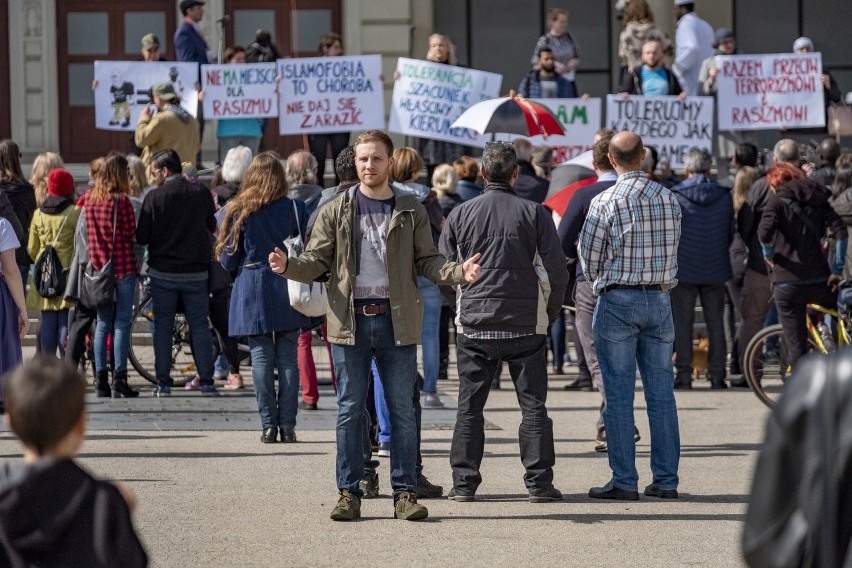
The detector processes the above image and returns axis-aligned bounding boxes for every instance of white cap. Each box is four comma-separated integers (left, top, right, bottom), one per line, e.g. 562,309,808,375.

793,37,814,51
674,0,694,5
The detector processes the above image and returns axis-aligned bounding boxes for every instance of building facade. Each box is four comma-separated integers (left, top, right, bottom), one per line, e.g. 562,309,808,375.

2,0,848,162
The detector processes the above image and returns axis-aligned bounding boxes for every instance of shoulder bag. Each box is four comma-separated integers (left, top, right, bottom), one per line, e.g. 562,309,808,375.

79,197,118,309
283,199,328,317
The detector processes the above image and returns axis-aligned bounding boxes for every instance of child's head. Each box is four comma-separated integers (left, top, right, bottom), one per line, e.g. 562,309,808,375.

4,358,87,456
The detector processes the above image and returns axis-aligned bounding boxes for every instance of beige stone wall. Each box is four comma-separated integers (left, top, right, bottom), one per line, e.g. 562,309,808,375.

10,0,59,158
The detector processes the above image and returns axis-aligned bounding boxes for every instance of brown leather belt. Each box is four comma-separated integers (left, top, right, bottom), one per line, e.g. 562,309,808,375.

354,303,389,316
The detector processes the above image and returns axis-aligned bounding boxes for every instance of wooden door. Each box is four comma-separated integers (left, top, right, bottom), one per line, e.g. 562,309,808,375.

57,1,176,162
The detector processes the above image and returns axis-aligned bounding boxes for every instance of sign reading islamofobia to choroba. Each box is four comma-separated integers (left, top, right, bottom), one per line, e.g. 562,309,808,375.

605,94,714,169
389,58,502,148
715,53,825,131
202,63,278,118
278,55,384,134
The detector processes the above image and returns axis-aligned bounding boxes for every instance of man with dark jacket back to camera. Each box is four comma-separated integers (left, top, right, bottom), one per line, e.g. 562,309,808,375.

669,147,734,390
512,138,549,204
440,141,568,502
136,149,217,397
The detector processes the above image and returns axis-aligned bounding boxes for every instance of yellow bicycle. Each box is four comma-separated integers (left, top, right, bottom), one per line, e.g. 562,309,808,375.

743,302,852,408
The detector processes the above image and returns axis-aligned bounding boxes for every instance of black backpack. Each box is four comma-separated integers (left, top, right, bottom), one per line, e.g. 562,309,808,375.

34,211,71,299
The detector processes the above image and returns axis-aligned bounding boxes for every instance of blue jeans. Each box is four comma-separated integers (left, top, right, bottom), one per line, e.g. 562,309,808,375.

593,288,680,491
150,275,213,387
249,331,299,429
548,307,567,367
372,361,391,443
330,313,418,499
94,276,136,373
39,309,69,357
418,276,441,393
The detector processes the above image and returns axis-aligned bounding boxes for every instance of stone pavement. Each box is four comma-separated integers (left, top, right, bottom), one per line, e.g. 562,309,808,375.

0,352,767,567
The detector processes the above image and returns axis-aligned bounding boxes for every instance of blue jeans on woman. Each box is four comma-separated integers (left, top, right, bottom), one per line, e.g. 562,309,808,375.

39,309,69,357
248,331,299,430
94,276,136,373
372,360,390,443
418,276,441,393
593,288,680,492
330,312,418,499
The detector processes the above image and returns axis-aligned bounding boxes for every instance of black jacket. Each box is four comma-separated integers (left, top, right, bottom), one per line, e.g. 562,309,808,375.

619,65,683,95
743,351,852,567
557,178,616,281
738,176,772,275
136,175,216,274
0,179,36,267
439,181,568,334
758,178,847,283
513,161,549,204
0,459,148,567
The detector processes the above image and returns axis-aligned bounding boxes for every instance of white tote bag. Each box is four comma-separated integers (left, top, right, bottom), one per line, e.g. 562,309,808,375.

283,199,328,317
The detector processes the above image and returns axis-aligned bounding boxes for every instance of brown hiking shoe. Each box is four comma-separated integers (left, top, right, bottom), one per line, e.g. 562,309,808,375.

394,491,428,521
330,490,361,521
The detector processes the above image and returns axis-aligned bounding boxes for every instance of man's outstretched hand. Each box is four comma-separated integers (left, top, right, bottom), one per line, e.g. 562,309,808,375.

462,252,482,283
269,247,288,274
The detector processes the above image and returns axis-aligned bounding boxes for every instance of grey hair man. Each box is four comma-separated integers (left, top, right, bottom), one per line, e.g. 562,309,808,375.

733,138,802,386
286,149,323,214
669,147,734,389
512,138,548,203
440,141,568,503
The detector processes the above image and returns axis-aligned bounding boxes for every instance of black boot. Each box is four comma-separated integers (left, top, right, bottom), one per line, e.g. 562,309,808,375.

112,371,140,398
95,371,111,398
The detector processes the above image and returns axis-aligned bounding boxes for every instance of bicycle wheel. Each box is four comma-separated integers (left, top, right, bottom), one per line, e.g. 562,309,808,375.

743,324,818,408
128,297,194,386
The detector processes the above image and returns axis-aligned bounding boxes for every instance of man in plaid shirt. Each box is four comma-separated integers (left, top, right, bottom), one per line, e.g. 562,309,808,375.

578,131,682,501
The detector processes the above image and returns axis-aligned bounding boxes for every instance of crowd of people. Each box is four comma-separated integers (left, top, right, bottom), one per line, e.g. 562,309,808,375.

0,0,851,564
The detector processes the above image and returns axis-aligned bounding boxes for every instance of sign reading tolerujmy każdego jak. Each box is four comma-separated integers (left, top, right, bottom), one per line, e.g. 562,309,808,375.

389,58,502,148
715,53,826,131
201,63,279,119
606,94,714,169
277,55,385,134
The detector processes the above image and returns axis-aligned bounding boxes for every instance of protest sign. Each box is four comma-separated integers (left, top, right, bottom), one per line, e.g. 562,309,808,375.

715,53,825,131
94,61,199,130
277,55,384,135
388,58,502,148
605,95,714,168
202,63,278,118
527,98,601,164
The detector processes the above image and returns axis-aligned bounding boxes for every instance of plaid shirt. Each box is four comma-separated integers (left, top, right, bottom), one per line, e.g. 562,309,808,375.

578,170,681,295
79,193,137,278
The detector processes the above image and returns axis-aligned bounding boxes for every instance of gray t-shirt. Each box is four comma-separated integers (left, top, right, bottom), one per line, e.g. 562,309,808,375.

539,78,558,99
354,189,394,300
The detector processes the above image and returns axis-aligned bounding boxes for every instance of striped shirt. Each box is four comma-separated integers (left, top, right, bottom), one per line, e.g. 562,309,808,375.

578,170,681,295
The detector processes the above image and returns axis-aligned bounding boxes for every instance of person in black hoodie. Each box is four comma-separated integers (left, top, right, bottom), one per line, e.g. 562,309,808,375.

0,140,36,285
0,357,147,567
759,161,847,370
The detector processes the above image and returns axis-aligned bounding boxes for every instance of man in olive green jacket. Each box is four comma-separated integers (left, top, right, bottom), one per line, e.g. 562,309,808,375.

134,82,200,180
270,130,481,522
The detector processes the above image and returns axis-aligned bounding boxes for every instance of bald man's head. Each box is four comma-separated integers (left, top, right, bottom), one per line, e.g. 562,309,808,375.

608,131,645,169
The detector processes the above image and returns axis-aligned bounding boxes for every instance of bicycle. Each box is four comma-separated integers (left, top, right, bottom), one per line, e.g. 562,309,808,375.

743,301,852,408
127,277,334,386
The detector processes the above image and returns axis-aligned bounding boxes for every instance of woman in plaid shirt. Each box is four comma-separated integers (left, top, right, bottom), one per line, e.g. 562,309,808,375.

78,153,139,398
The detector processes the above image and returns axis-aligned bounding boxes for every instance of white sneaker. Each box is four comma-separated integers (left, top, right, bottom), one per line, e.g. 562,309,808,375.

423,393,444,408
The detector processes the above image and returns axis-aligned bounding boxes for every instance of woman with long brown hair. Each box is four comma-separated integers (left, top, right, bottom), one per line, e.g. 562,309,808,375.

216,152,308,443
0,140,36,286
77,152,139,398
